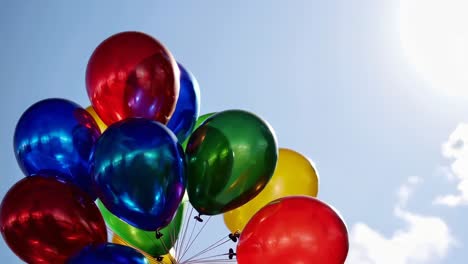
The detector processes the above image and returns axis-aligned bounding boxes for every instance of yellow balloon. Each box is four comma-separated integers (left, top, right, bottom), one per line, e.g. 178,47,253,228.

112,234,177,264
85,106,108,133
223,148,319,233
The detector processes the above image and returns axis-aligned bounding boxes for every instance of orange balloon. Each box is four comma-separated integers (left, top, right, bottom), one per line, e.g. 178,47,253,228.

112,234,176,264
223,148,319,233
85,106,108,133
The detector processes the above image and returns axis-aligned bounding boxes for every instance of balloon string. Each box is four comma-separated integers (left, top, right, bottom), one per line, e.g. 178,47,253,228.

158,232,171,258
169,205,186,259
181,253,232,264
188,235,231,259
173,209,183,256
192,237,231,258
182,237,231,263
176,206,193,258
178,216,211,262
174,206,187,256
169,217,177,251
184,260,237,264
178,215,198,261
184,260,236,264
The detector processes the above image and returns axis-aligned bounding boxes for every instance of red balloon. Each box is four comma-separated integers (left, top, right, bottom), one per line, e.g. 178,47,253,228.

86,31,180,126
0,176,108,264
237,196,349,264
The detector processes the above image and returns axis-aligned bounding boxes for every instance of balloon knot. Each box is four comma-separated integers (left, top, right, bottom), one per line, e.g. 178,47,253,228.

155,229,163,239
229,248,236,259
229,233,239,242
194,214,203,222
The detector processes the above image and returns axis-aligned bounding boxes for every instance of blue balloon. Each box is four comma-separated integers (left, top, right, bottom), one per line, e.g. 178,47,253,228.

14,98,101,198
92,118,186,231
67,243,148,264
167,63,200,143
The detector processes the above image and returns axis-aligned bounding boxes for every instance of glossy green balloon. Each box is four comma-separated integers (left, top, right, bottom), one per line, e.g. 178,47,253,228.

97,200,185,256
185,110,278,215
181,112,215,149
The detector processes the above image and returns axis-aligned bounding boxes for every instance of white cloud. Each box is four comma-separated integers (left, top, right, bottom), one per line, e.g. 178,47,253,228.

397,176,421,207
347,177,456,264
434,123,468,207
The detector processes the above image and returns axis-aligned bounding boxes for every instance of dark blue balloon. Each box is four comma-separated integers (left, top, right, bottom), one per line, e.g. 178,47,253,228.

167,63,200,143
14,98,101,198
67,243,148,264
92,118,186,231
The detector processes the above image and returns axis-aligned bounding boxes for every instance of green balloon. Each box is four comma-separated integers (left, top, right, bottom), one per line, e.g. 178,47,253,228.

97,199,185,256
185,110,278,215
182,112,216,149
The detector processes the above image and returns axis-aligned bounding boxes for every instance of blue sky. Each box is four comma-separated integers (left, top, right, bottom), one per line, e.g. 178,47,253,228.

1,1,468,263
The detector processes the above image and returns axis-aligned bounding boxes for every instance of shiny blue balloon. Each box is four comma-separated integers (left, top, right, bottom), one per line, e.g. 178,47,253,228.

167,63,200,142
14,98,101,198
92,118,186,231
67,243,148,264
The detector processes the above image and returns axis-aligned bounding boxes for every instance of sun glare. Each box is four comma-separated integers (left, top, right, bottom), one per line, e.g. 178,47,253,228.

400,0,468,97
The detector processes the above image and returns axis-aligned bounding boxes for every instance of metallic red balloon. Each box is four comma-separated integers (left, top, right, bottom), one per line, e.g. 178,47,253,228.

86,31,180,126
0,176,108,264
237,196,349,264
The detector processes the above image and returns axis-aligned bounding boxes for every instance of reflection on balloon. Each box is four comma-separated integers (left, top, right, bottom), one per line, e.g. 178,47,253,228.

86,31,180,126
186,110,278,215
0,176,107,264
167,63,200,143
224,148,319,232
181,112,215,149
67,243,148,264
86,105,108,132
237,196,349,264
92,118,186,231
14,98,101,198
98,199,185,256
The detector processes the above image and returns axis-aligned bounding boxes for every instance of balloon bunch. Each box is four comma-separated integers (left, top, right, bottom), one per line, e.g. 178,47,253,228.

1,31,349,264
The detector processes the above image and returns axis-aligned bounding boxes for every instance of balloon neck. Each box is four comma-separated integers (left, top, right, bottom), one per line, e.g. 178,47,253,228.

229,232,240,242
228,248,236,259
194,214,204,222
155,229,163,239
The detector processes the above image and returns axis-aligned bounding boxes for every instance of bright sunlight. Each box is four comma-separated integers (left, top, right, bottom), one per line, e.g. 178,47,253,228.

400,0,468,97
